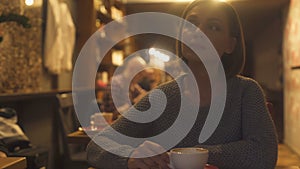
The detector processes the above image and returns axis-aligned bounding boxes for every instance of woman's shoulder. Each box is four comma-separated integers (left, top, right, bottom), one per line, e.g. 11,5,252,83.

230,75,264,94
230,75,261,87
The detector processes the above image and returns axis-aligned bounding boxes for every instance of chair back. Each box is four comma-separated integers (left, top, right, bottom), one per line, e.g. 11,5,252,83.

56,93,87,168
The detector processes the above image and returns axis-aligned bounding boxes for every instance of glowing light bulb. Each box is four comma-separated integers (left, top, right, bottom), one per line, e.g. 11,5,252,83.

25,0,34,6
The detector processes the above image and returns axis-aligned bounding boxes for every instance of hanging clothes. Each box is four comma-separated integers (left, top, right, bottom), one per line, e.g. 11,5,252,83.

44,0,75,74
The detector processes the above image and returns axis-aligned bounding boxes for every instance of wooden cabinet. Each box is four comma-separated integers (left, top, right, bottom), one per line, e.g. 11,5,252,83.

75,0,134,82
74,0,136,103
95,0,129,81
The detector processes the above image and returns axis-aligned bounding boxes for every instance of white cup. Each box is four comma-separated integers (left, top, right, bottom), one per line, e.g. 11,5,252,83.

170,147,209,169
90,112,113,130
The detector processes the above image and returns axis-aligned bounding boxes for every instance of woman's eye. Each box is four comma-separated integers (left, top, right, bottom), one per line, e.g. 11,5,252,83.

208,24,221,31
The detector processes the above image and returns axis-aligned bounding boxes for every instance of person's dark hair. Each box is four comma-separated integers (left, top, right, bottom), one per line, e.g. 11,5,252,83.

176,0,245,78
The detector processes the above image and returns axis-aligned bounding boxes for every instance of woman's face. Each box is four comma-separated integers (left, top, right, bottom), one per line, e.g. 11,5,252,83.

181,4,236,61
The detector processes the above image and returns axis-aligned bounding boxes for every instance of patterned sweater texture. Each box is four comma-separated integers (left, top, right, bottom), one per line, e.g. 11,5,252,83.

87,75,278,169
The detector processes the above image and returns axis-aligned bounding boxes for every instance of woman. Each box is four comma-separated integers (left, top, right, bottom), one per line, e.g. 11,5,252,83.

87,1,278,169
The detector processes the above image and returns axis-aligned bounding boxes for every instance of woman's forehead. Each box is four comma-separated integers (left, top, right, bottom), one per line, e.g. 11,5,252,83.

186,4,227,20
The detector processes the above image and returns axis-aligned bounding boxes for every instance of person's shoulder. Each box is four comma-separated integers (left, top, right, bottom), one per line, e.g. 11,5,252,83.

233,75,264,93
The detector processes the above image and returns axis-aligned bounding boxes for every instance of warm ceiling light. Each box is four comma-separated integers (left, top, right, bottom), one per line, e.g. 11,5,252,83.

122,0,193,3
175,0,194,2
25,0,34,6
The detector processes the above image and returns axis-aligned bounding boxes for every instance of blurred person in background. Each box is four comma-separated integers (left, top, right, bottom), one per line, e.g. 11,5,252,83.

101,55,160,119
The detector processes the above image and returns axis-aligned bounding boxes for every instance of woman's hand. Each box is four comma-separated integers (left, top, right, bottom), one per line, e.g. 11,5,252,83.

128,141,170,169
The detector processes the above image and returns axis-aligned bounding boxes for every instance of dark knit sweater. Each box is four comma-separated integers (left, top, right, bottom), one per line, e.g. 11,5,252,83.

87,75,278,169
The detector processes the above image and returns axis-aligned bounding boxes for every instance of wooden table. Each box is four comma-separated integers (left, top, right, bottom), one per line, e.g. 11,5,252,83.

67,130,91,144
0,157,26,169
276,167,300,169
68,126,109,144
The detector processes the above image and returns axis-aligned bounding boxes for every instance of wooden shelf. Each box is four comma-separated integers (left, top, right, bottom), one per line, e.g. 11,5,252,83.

0,87,106,102
291,66,300,70
0,90,71,102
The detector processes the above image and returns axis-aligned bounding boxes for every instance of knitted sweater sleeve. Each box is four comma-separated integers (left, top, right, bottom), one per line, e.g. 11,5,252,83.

86,91,177,168
86,109,150,169
198,79,278,169
86,80,178,169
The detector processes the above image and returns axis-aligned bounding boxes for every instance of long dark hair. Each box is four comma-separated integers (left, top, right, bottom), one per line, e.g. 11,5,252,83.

176,0,245,78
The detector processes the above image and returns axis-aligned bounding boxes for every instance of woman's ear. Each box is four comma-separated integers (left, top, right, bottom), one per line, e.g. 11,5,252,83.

225,37,237,54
